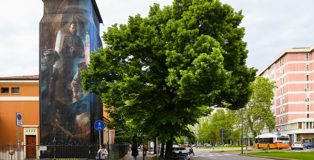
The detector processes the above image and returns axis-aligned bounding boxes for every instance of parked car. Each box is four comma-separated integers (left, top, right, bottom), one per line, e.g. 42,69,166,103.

172,145,190,160
303,143,314,149
291,142,303,150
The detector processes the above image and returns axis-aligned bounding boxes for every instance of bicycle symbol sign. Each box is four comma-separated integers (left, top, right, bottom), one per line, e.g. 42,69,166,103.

94,120,105,131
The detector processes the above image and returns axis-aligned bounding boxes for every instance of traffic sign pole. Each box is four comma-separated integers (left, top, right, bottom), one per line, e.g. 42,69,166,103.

17,125,20,160
99,130,101,147
94,120,105,148
16,112,22,160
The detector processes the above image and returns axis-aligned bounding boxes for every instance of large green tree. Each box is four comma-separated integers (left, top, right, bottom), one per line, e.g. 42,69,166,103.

246,76,276,140
82,0,255,159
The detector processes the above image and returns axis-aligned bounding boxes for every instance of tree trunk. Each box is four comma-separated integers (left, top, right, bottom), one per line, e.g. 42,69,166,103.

154,141,156,154
165,140,173,160
160,143,165,158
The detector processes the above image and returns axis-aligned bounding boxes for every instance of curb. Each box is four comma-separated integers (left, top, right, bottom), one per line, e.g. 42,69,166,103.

240,154,295,160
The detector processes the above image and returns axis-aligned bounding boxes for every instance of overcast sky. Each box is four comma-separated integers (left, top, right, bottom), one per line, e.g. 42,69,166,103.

1,0,314,76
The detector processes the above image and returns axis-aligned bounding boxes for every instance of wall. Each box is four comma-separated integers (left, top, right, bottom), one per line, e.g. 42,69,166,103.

0,82,39,145
39,0,102,145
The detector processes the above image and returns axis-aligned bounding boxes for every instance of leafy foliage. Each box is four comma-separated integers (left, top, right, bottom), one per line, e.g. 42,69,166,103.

197,109,240,145
246,77,277,139
82,0,256,159
114,135,132,144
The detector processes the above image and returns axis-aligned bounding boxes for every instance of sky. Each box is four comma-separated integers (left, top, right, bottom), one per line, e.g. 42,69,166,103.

1,0,314,76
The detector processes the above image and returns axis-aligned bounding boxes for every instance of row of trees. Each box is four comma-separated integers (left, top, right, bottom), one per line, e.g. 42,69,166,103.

197,77,277,145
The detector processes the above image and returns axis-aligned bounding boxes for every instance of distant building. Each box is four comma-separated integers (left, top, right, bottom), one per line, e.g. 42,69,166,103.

259,46,314,143
0,75,39,159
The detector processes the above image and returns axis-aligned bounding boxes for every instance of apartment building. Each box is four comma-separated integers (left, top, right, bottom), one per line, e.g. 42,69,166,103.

259,47,314,143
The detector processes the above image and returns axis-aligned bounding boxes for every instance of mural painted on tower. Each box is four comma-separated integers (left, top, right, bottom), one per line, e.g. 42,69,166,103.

40,0,102,145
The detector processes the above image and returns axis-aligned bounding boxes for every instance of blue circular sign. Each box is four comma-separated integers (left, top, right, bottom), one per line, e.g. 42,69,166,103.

17,114,22,120
94,120,105,131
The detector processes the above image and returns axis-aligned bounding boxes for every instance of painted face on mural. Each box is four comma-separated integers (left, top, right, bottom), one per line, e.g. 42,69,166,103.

69,23,77,35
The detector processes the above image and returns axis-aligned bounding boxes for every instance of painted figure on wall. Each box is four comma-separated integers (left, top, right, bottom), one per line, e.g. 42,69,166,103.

41,21,90,144
40,0,101,145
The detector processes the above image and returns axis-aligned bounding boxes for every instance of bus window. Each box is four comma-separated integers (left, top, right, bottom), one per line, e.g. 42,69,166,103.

278,137,289,141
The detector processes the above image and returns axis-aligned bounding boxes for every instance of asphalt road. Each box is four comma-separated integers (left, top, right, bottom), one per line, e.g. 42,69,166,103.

190,148,272,160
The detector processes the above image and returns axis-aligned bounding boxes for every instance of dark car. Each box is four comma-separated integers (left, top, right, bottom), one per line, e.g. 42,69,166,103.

172,145,190,160
303,143,314,149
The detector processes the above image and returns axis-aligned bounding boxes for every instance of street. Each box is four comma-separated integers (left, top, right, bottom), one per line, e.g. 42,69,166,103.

190,148,272,160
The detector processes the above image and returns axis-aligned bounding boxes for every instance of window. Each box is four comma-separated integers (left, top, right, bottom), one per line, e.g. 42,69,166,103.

1,87,9,94
307,75,310,81
280,58,284,66
280,78,283,85
306,53,309,61
307,83,310,89
305,97,309,102
307,114,310,118
11,87,20,94
307,104,310,112
306,64,309,71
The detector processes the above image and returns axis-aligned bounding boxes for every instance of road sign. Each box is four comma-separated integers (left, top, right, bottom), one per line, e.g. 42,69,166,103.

94,120,105,131
16,112,22,126
277,132,281,136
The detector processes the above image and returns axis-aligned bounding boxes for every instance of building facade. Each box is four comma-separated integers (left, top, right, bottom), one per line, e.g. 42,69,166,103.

259,47,314,143
0,75,40,159
39,0,103,145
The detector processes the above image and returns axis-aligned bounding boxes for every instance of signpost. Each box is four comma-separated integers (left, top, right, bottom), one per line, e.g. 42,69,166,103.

277,128,281,136
94,120,105,146
16,112,22,160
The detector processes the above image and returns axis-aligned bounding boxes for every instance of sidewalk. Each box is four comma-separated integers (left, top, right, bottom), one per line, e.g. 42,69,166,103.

120,151,163,160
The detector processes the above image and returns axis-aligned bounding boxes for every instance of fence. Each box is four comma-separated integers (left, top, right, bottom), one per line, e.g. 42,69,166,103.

0,144,128,160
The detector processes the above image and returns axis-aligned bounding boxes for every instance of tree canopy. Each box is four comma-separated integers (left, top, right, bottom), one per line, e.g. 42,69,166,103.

198,109,240,145
82,0,256,159
246,76,277,139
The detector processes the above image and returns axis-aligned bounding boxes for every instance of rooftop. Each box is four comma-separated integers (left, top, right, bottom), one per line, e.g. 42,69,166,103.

0,75,39,80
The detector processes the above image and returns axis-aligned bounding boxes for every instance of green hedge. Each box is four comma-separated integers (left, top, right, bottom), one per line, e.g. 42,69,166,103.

115,135,131,144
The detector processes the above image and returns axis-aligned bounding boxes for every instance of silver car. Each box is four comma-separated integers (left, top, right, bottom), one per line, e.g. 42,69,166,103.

291,142,303,150
172,145,191,160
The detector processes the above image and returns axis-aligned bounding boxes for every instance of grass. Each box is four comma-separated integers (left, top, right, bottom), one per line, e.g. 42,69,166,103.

213,149,290,153
247,151,314,160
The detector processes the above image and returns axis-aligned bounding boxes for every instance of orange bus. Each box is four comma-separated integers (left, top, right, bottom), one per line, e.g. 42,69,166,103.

255,133,290,149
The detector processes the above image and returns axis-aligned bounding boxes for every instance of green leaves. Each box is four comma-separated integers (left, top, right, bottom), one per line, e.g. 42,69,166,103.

246,77,277,138
82,0,256,146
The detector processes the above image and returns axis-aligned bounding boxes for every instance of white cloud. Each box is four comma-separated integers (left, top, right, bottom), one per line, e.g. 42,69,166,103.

1,0,314,76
